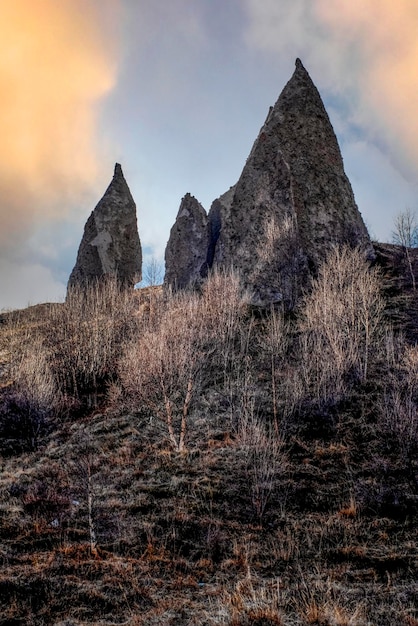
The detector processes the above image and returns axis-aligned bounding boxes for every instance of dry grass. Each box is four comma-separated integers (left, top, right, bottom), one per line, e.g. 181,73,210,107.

119,269,249,451
298,245,385,406
0,249,417,624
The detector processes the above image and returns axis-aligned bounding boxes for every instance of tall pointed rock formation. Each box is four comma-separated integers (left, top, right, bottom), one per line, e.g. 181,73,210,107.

210,59,373,306
68,164,142,291
164,193,210,290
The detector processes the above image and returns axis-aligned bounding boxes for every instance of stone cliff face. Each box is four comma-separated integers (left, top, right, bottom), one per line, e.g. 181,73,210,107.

164,193,210,290
165,59,374,308
211,58,373,305
68,164,142,291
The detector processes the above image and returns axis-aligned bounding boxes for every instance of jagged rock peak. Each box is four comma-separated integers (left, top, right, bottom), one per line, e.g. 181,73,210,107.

164,193,210,291
210,58,373,307
67,163,142,291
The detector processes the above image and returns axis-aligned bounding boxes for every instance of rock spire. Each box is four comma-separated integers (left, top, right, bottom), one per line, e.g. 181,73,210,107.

209,58,373,306
68,164,142,291
164,59,374,307
164,193,210,290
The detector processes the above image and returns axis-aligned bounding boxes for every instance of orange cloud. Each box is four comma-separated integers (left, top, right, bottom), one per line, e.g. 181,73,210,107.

0,0,119,241
314,0,418,179
245,0,418,182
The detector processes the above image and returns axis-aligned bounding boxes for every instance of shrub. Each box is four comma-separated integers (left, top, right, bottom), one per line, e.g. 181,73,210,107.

250,214,306,310
298,246,385,406
119,269,249,451
22,463,71,524
258,308,302,432
237,407,287,521
380,344,418,459
45,278,139,407
0,337,59,453
0,278,140,450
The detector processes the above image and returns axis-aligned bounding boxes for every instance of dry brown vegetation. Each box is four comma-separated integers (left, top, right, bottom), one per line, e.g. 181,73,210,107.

0,249,417,625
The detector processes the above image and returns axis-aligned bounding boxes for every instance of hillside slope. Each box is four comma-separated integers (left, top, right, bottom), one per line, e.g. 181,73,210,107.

0,249,417,626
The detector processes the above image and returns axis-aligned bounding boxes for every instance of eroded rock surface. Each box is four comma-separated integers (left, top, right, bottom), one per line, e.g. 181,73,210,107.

211,59,373,306
164,193,210,290
68,163,142,291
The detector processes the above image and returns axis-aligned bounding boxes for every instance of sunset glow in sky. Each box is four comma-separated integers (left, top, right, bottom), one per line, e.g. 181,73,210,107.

1,0,417,309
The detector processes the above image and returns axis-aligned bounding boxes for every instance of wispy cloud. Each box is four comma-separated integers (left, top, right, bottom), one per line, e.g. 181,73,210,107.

0,0,119,245
244,0,418,182
315,0,418,181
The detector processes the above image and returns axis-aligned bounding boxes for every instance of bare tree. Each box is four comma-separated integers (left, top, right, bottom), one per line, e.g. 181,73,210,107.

381,344,418,459
47,277,138,407
120,292,202,452
79,457,99,557
140,257,164,287
120,269,248,452
71,448,101,557
392,208,418,290
251,214,305,310
299,246,385,405
237,407,287,522
258,308,298,434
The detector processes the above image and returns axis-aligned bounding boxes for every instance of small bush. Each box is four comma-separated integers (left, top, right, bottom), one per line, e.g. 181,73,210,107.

0,279,140,451
0,337,59,453
0,395,48,454
380,344,418,458
119,269,249,451
258,308,301,431
45,278,139,407
298,245,385,406
209,577,285,626
22,463,71,523
250,213,306,310
237,407,288,521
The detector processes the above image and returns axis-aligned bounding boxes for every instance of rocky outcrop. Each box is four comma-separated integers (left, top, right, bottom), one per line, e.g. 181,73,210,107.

68,164,142,291
164,193,210,290
207,186,235,268
164,59,373,307
209,58,373,306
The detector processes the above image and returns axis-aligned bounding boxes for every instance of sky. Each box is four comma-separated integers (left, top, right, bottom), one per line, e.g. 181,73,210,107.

1,0,417,310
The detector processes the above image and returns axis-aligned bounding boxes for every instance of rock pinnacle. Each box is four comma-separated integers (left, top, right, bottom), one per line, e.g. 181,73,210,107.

164,193,210,290
208,58,373,307
67,163,142,291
